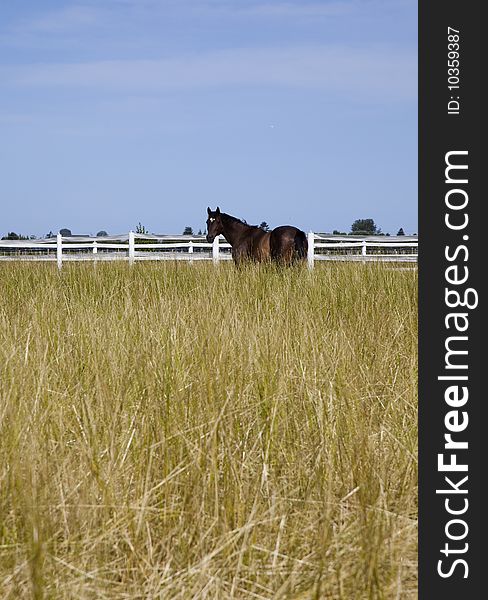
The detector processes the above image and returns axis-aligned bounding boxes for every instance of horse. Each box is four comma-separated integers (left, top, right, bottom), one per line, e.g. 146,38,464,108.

205,207,308,266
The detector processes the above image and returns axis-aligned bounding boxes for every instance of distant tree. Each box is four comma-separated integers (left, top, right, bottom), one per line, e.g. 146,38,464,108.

397,227,405,236
97,230,108,237
45,231,54,238
259,221,270,232
3,232,31,240
197,229,203,235
333,229,347,235
60,228,72,237
182,226,194,235
136,222,148,234
350,218,380,235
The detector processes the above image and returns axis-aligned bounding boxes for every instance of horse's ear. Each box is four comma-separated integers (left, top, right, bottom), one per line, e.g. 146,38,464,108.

207,207,211,215
216,206,221,215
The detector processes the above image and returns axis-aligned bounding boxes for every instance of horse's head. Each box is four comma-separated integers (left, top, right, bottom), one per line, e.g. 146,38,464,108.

206,207,223,243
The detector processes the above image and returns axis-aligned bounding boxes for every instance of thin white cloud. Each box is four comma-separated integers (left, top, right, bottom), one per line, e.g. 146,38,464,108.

12,5,103,34
0,113,36,125
2,0,413,39
102,0,411,20
209,1,355,18
3,45,416,101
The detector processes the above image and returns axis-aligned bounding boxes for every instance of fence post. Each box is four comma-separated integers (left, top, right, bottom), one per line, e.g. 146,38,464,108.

307,231,314,269
188,240,193,263
93,240,98,255
129,231,135,265
212,236,219,264
362,240,367,259
56,232,63,270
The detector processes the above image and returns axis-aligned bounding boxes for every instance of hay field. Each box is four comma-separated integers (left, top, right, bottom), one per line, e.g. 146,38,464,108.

0,261,417,599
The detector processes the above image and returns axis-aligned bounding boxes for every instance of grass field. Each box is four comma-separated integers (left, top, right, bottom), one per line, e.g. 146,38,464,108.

0,261,417,599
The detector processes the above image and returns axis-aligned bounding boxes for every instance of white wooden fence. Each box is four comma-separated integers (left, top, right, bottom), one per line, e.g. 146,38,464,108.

0,232,418,268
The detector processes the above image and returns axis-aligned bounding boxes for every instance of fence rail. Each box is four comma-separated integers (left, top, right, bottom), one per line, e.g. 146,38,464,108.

0,232,418,268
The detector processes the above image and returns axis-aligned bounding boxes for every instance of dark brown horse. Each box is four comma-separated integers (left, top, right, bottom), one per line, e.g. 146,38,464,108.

205,207,308,266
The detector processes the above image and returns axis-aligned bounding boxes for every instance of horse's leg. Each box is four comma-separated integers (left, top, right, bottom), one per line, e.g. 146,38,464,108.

270,230,290,265
292,230,308,263
283,244,294,266
269,231,280,262
260,233,271,263
232,244,248,267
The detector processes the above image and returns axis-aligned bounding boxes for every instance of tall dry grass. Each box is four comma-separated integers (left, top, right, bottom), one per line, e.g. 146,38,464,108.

0,261,417,599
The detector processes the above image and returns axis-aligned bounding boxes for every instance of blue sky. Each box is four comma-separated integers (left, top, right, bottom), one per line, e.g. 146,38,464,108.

0,0,417,237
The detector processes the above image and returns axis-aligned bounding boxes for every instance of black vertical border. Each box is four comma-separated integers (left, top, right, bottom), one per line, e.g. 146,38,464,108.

419,2,484,597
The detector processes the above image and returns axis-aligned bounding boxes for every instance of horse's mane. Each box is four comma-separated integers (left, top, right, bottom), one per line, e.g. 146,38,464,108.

221,213,258,228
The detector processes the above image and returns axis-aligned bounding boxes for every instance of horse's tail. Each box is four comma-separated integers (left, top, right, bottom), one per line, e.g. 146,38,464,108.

294,230,308,261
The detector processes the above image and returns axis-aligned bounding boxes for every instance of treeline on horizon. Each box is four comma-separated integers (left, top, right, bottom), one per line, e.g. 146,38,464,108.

2,219,413,241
